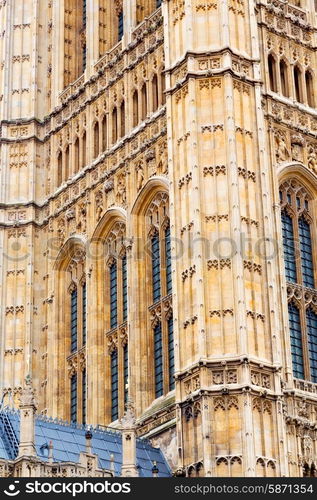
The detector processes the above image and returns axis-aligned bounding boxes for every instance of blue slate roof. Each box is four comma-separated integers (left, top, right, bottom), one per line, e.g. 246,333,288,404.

0,410,171,477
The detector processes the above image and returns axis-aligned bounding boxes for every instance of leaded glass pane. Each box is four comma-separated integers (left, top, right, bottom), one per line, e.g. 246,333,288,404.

288,303,304,380
298,217,314,289
82,369,86,425
124,344,128,404
306,308,317,383
111,351,119,421
152,235,161,302
168,317,175,391
82,283,86,346
165,226,172,295
110,263,118,329
154,323,163,398
71,289,77,353
122,256,128,322
70,374,77,423
118,12,124,41
281,211,297,283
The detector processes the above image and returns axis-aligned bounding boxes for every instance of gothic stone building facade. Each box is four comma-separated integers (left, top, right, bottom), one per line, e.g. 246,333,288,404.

0,0,317,478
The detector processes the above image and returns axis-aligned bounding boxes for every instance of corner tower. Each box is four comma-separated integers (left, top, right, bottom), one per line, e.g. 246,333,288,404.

163,0,289,476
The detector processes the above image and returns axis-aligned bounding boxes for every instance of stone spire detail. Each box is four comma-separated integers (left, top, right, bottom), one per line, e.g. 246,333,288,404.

121,398,139,477
18,375,37,458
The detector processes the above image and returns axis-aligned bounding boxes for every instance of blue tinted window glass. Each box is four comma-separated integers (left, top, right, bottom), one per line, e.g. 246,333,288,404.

71,289,78,353
168,317,175,391
118,12,124,40
154,323,163,398
70,374,77,423
306,308,317,383
111,351,119,421
110,263,118,329
82,283,86,346
124,344,128,404
122,256,128,322
298,217,314,289
288,303,304,380
82,369,86,425
165,226,172,295
281,211,297,283
152,235,161,302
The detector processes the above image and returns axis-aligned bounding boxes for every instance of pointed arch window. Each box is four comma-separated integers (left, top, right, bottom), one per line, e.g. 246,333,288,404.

161,71,166,105
64,249,86,424
268,54,277,92
102,115,108,151
280,60,289,97
118,12,124,41
82,131,87,167
294,66,303,103
94,122,99,158
74,138,79,174
105,222,128,422
141,83,147,121
112,108,118,144
280,180,317,383
147,193,174,401
57,151,63,186
133,90,139,127
305,71,315,108
152,74,158,111
65,145,70,181
120,101,125,138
